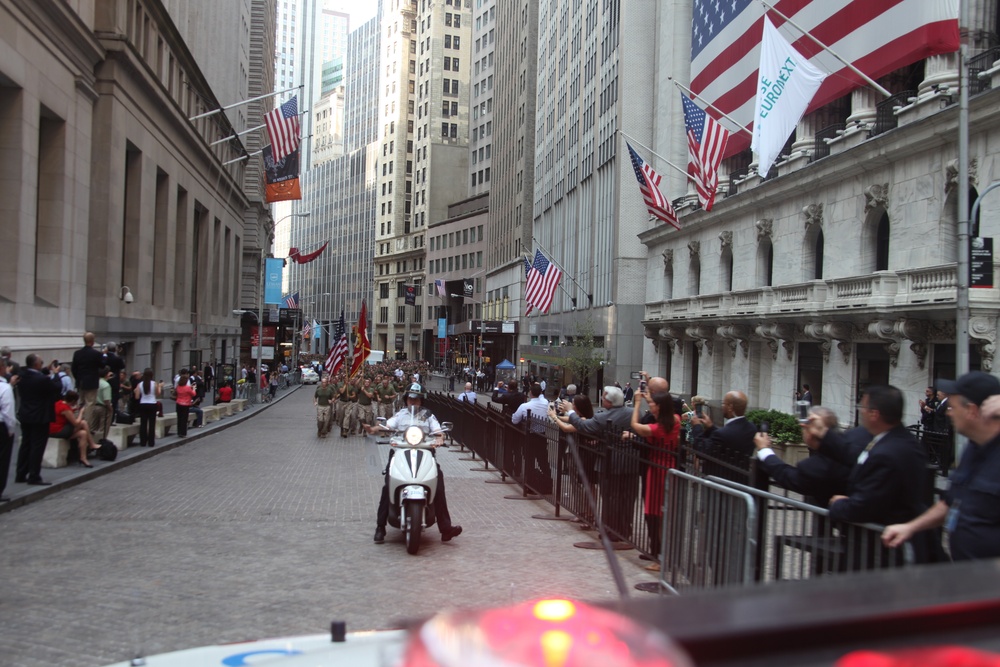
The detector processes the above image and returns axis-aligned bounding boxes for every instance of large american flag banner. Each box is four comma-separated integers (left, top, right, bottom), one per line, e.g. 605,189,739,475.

690,0,959,158
681,93,730,211
325,310,348,376
265,96,301,162
524,250,562,315
626,143,680,229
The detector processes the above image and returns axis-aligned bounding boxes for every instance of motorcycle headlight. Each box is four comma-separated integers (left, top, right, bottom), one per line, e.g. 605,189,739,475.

404,426,425,446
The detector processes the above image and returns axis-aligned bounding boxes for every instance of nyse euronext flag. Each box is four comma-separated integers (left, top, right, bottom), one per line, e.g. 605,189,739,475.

751,17,827,177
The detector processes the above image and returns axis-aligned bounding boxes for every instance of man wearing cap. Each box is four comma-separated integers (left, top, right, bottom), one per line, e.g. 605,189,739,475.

883,371,1000,561
364,383,463,544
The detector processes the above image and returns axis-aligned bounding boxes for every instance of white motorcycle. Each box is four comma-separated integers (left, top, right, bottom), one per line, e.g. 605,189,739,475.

377,411,451,554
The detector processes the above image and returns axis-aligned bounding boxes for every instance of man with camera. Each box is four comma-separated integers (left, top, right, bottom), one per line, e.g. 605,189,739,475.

689,390,757,460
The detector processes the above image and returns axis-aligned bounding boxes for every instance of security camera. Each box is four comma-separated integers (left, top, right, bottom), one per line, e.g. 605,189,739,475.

123,291,134,304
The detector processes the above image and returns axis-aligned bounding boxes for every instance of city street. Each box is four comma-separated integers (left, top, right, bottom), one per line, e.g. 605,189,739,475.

0,385,652,667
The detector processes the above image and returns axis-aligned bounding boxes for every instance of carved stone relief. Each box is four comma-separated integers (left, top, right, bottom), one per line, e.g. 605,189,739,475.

945,157,979,194
864,183,889,214
970,315,997,372
687,240,701,259
802,203,823,230
755,218,773,243
719,230,733,251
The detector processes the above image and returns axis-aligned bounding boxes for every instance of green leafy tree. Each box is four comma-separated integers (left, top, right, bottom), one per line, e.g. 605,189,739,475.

565,320,602,399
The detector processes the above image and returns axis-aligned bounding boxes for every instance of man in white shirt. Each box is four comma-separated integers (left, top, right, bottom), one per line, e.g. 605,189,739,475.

0,362,17,501
512,383,553,494
458,382,477,404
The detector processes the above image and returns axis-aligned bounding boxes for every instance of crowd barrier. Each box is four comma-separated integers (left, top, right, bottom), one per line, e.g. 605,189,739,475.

425,392,922,594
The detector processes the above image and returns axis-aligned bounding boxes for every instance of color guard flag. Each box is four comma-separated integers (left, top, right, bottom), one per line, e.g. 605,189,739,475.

325,310,348,376
349,301,371,377
681,93,729,211
524,250,562,315
626,143,680,229
265,96,301,162
752,18,827,177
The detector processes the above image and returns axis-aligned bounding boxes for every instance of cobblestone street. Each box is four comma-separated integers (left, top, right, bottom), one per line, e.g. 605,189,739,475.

0,386,653,667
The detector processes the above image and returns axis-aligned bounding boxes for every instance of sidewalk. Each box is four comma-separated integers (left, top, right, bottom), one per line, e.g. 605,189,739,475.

0,384,303,514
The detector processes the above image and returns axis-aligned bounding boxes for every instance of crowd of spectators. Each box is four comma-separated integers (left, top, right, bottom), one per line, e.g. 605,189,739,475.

0,333,219,495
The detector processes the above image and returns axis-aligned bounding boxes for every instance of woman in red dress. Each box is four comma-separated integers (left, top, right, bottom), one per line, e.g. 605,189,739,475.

629,389,679,571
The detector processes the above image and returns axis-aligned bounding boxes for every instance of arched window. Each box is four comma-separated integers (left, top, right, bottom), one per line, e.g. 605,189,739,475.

664,259,674,300
803,226,824,280
875,212,890,271
814,229,824,279
689,255,701,296
757,237,773,287
721,247,734,291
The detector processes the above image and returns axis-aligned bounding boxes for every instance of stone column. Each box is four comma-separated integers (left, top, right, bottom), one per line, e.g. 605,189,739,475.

845,87,879,131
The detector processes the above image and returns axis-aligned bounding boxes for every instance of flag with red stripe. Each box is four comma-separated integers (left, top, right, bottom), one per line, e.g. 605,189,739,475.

524,250,562,314
690,0,959,159
265,96,301,162
325,310,348,376
349,301,370,378
681,93,730,211
626,143,680,229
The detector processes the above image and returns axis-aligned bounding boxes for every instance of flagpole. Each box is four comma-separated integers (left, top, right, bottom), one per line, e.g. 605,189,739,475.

223,132,313,166
668,79,753,136
617,129,695,183
189,84,304,121
755,0,891,97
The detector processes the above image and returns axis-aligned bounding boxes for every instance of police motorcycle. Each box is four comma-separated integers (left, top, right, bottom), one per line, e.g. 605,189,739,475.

375,408,451,555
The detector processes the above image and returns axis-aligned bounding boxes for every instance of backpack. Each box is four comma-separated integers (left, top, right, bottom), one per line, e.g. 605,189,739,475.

97,440,118,461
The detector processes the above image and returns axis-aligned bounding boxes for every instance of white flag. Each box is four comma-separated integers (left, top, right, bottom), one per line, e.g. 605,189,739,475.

752,17,828,177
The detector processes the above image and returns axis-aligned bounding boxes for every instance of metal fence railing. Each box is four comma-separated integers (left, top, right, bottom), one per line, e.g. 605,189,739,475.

424,392,925,595
659,470,758,594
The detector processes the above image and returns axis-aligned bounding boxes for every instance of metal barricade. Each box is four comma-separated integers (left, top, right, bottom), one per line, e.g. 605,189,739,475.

707,476,915,583
659,469,757,595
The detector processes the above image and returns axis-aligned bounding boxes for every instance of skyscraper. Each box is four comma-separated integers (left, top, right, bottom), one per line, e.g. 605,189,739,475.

372,0,473,361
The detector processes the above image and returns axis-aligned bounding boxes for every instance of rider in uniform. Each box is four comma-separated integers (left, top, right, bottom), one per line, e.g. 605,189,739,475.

364,383,463,544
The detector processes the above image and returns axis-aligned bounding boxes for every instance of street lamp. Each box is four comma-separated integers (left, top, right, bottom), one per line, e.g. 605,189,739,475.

256,211,310,391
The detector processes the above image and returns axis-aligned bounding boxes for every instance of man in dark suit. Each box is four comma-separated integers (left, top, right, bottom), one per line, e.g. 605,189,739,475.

71,332,103,424
14,354,62,485
754,407,864,508
807,385,929,528
493,383,525,417
689,390,758,460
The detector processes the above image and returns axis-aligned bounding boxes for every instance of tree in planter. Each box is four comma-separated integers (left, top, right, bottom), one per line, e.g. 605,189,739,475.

564,320,603,401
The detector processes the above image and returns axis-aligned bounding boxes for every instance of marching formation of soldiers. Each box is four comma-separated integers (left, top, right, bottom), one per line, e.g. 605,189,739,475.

313,362,429,438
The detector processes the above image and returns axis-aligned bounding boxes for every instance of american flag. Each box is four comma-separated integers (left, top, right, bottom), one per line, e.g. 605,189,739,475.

690,0,959,159
282,292,300,309
325,310,348,376
435,279,446,297
524,250,562,315
681,93,729,211
626,143,680,230
265,96,301,162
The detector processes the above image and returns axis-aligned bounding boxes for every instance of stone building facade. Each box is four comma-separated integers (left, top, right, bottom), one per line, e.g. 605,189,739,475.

640,4,1000,424
0,0,266,379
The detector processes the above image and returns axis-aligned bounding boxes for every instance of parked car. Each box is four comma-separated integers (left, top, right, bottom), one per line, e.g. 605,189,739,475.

301,368,319,384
